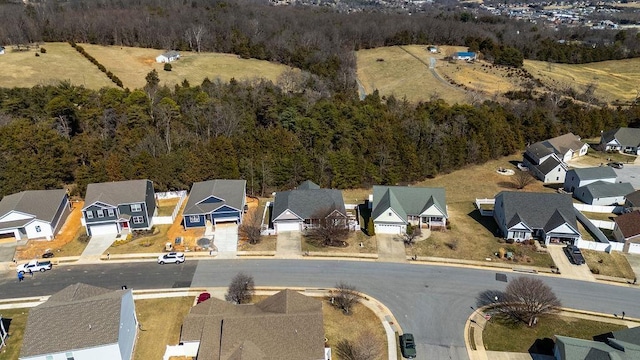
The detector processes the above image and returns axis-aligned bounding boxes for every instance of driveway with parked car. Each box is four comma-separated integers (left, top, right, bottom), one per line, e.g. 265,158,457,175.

546,244,594,281
611,164,640,189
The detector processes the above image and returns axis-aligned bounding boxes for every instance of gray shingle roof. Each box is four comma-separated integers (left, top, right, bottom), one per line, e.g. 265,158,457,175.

162,50,180,57
84,179,151,208
20,283,128,358
577,181,635,199
601,127,640,147
554,327,640,360
545,133,586,155
0,189,67,225
272,186,346,221
183,179,246,215
181,290,325,360
525,142,554,160
568,167,617,181
495,191,577,231
372,186,447,221
536,155,565,175
297,180,320,190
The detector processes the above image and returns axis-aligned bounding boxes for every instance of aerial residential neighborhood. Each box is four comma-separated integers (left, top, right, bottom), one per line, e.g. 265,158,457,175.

1,0,640,359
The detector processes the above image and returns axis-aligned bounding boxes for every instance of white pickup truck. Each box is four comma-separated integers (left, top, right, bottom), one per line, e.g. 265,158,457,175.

16,260,53,274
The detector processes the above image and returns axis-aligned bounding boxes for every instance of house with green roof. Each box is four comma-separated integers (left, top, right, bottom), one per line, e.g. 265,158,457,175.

554,326,640,360
0,189,71,242
371,186,448,235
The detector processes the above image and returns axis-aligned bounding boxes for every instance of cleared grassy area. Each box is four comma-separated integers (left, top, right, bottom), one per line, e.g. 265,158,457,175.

0,308,30,360
0,42,113,89
81,44,292,90
583,249,636,279
524,58,640,103
134,297,194,360
238,235,277,251
324,301,388,360
568,147,637,167
56,226,90,257
108,224,171,254
302,231,378,254
581,212,617,222
483,314,627,353
356,45,469,104
157,198,180,217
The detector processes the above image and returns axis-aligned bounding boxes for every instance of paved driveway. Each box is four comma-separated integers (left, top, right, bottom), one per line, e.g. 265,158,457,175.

80,234,116,257
624,253,640,280
611,164,640,189
377,234,407,262
213,223,238,253
0,243,16,262
276,232,301,257
547,244,595,281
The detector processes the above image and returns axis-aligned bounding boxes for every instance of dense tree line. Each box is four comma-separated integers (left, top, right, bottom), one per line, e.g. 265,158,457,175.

0,79,633,197
2,0,640,91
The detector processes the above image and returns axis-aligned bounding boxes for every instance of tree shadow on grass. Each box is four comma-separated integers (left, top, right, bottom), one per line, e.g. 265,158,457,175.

529,338,555,356
467,209,500,236
475,289,506,308
498,181,519,189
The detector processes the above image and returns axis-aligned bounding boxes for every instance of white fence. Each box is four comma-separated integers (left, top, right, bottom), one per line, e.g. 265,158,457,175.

573,203,624,214
260,201,274,235
588,219,616,230
475,198,495,216
153,190,187,224
576,238,624,253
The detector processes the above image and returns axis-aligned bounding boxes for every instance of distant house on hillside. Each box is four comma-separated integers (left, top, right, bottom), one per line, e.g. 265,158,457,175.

0,47,5,55
600,127,640,155
427,45,438,53
453,51,477,61
156,50,180,63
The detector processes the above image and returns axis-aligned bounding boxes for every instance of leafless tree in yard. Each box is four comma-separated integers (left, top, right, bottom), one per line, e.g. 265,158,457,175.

513,170,536,189
399,224,421,245
335,330,383,360
239,209,262,245
225,272,254,304
305,207,349,247
333,282,358,315
490,277,561,326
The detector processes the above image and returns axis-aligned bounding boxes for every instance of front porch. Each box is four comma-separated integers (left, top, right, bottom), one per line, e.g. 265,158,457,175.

408,215,446,230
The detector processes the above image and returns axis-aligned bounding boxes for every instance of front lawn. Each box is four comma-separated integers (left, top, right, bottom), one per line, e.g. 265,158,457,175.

483,314,627,353
302,231,378,254
582,249,636,279
0,308,30,360
107,225,171,254
238,235,277,251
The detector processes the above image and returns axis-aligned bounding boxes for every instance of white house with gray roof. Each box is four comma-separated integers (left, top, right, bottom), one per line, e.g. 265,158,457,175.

20,283,137,360
563,166,617,193
182,179,246,229
371,186,448,235
574,181,635,206
155,50,180,63
493,191,580,245
0,189,71,241
271,180,347,233
82,180,156,236
600,127,640,155
523,144,568,184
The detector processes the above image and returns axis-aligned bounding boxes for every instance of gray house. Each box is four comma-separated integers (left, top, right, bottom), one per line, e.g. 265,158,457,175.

272,180,347,233
522,143,568,184
182,179,246,229
493,191,580,245
371,186,448,235
554,327,640,360
0,189,71,241
600,127,640,155
574,181,635,206
82,180,156,236
20,283,138,360
563,167,617,193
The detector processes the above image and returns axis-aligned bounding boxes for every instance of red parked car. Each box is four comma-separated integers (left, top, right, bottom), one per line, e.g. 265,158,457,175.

197,292,211,304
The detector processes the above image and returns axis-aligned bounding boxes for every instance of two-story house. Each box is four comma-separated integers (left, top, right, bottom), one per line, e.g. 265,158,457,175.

0,189,71,241
522,143,568,184
81,180,156,236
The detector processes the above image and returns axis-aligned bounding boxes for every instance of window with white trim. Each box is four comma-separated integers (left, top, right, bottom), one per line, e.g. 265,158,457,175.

86,211,94,219
97,210,104,218
189,215,200,223
131,204,142,212
35,225,41,232
512,231,527,239
133,216,144,224
107,208,115,217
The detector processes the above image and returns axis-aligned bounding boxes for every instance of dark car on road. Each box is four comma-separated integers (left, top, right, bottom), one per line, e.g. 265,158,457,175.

565,245,585,265
608,162,624,169
399,333,416,359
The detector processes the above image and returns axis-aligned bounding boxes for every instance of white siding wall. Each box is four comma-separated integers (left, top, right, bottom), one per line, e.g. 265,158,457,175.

21,344,122,360
590,195,627,206
24,220,53,240
0,212,32,222
118,291,138,360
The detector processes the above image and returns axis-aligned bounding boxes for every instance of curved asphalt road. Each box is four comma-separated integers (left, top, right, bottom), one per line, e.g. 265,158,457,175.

1,260,639,360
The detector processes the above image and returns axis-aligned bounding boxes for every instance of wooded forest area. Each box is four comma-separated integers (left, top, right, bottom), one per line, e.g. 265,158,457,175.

1,0,640,197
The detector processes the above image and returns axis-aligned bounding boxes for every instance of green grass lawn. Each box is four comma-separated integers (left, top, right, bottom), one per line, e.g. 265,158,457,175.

302,231,377,254
0,308,30,360
108,225,171,254
483,314,627,353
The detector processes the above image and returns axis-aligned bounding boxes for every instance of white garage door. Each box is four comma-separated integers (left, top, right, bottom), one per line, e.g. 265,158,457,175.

629,243,640,255
276,222,301,232
375,224,403,235
89,223,118,236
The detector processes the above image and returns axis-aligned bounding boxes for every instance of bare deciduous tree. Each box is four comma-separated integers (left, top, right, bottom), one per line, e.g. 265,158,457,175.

399,224,421,245
491,277,561,326
333,282,358,315
239,208,262,245
305,207,349,247
225,272,255,304
513,170,536,189
335,330,383,360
